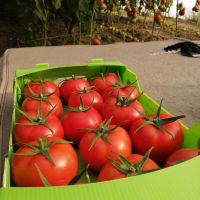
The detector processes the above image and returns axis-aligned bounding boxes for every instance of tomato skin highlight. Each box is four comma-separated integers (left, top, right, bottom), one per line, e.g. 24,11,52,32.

90,72,118,95
62,108,102,143
129,114,184,164
98,154,160,182
11,137,78,186
101,97,144,131
79,125,132,171
13,112,64,145
60,78,90,102
23,81,60,99
22,95,63,118
165,148,200,167
68,90,104,112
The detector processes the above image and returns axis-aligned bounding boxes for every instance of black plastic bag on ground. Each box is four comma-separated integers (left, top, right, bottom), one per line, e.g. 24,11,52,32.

164,41,200,58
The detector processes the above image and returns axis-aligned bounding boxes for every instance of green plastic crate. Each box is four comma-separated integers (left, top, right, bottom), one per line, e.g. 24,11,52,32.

1,59,200,200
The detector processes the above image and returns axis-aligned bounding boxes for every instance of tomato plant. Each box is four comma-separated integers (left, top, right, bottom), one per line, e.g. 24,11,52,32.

98,148,160,182
68,86,104,112
13,106,64,145
165,148,200,167
11,137,78,186
62,98,102,143
60,76,90,102
79,119,132,171
129,100,185,164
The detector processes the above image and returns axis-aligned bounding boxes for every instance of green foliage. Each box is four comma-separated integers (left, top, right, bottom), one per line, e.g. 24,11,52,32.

14,0,175,45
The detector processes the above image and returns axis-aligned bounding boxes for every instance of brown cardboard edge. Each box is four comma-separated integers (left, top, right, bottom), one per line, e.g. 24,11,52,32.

0,49,10,187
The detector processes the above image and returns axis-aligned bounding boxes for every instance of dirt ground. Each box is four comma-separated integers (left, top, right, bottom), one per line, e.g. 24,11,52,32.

0,15,200,56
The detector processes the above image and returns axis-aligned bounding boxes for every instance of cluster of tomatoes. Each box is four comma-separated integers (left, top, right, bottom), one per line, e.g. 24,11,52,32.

11,71,200,187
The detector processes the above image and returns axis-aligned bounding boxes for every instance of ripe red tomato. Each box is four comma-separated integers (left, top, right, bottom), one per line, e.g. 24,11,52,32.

13,111,64,145
62,107,102,143
68,87,104,112
98,153,160,182
11,137,78,186
146,2,153,10
90,72,118,95
22,95,63,118
102,84,139,101
99,0,104,6
23,81,60,99
92,38,101,45
79,124,132,171
179,8,185,16
60,77,90,102
101,96,144,131
161,0,167,5
165,148,200,167
155,12,162,24
129,113,184,164
68,27,75,35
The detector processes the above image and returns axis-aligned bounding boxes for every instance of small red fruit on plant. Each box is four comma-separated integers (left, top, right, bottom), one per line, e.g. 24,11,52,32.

155,12,162,24
99,0,104,6
179,8,185,16
131,7,137,18
92,38,101,45
97,148,160,182
146,2,153,10
161,0,167,5
68,27,75,35
165,148,200,167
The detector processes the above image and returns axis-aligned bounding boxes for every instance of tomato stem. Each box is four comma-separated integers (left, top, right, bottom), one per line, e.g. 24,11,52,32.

67,96,93,112
108,147,154,177
115,90,143,107
86,118,125,151
135,99,185,136
14,136,71,166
